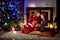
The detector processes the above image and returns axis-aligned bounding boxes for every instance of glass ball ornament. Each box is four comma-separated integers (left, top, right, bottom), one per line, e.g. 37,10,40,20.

15,9,17,11
17,10,20,13
9,5,14,7
4,22,7,25
14,23,17,27
15,2,20,6
3,14,5,16
11,7,15,10
8,16,10,19
2,2,5,5
13,13,15,15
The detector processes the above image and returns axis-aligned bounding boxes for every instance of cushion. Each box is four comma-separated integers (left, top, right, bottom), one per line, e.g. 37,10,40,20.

29,31,41,35
40,32,54,37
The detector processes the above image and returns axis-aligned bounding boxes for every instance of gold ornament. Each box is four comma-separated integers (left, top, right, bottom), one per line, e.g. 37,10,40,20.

49,24,53,29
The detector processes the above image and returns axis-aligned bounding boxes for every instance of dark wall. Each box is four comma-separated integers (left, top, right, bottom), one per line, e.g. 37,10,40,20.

57,0,60,29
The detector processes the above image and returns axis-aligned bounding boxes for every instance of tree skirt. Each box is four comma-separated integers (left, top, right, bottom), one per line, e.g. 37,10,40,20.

1,31,60,40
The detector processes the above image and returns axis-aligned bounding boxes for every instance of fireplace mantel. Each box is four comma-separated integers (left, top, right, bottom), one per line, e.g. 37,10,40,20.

26,7,53,22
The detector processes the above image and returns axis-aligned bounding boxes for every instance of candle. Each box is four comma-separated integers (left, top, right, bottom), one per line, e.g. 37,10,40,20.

12,27,16,34
12,27,15,32
13,31,16,34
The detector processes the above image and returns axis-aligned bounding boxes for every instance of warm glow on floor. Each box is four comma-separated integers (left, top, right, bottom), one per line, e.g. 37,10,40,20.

13,31,16,34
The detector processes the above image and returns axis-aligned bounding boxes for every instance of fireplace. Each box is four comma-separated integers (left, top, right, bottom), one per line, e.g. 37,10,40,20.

27,7,53,23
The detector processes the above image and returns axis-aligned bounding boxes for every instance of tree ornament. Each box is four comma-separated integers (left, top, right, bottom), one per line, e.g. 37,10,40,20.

8,16,10,19
2,2,5,5
4,22,7,25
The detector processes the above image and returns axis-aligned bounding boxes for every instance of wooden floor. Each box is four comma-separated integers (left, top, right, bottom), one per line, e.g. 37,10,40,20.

0,31,60,40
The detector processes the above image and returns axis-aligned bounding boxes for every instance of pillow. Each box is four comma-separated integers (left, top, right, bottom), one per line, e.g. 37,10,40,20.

40,32,54,37
29,31,41,35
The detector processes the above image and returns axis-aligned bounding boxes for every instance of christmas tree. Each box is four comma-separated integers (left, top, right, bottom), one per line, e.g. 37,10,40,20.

0,0,24,31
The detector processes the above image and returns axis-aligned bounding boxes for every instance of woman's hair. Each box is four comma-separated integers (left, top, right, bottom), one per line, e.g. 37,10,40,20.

32,12,35,15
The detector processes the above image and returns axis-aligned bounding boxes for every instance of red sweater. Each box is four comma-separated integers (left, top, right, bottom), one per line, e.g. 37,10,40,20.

28,16,41,23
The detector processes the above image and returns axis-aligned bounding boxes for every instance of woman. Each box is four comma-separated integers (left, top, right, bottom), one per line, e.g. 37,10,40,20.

22,12,41,34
